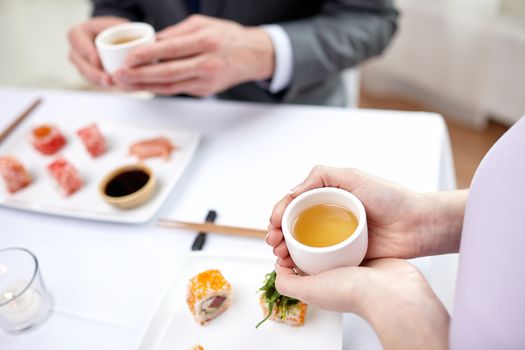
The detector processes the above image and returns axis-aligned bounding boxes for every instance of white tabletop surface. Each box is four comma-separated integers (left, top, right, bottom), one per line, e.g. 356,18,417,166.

0,87,458,350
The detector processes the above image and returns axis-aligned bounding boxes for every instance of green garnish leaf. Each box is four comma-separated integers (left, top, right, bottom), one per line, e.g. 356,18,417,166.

255,301,273,328
255,270,301,328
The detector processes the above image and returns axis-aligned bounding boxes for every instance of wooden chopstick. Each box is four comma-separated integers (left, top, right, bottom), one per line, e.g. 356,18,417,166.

157,218,267,239
0,98,42,145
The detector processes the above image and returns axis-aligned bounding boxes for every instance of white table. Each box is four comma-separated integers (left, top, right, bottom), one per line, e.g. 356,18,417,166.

0,87,457,350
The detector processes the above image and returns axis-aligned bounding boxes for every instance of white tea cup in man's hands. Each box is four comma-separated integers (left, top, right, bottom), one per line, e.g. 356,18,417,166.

281,187,368,275
95,22,155,74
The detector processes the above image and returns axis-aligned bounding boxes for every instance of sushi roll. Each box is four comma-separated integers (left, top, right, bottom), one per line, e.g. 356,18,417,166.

256,270,308,328
258,293,308,327
0,156,31,193
47,157,83,196
186,269,232,325
77,123,107,157
31,124,66,155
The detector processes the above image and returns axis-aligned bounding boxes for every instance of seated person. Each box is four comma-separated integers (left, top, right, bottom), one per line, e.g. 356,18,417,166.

267,116,525,349
68,0,398,106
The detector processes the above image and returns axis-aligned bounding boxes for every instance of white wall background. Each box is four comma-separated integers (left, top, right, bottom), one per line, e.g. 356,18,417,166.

0,0,90,88
363,0,525,128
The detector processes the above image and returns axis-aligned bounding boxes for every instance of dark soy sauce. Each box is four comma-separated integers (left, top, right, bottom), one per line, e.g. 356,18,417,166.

105,170,150,197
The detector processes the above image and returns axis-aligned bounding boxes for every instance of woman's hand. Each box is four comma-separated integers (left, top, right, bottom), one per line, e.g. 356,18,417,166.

275,259,450,350
267,166,465,268
268,166,427,267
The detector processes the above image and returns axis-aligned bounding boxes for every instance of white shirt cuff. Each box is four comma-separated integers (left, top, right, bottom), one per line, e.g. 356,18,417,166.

260,25,293,94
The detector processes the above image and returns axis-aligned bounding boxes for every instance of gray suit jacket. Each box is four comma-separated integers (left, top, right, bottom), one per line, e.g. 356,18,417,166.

92,0,398,106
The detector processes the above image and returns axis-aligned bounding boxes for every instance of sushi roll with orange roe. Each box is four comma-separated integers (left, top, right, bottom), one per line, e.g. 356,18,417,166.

31,124,66,155
187,269,232,325
188,345,204,350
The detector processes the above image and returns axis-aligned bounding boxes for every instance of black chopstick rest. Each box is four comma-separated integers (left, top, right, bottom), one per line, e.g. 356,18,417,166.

191,210,217,251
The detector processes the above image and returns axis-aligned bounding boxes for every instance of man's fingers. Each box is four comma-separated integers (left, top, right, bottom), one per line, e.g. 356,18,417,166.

114,57,201,84
157,14,208,40
68,17,129,68
89,16,129,34
116,78,207,96
68,26,100,66
69,50,110,86
124,34,212,68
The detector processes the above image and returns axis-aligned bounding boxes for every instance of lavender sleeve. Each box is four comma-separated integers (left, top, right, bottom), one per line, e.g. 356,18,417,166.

451,116,525,349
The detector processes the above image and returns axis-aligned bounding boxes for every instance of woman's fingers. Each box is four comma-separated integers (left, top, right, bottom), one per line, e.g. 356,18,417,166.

269,194,293,227
274,262,372,313
266,224,283,247
268,166,371,281
267,225,294,266
277,256,295,268
293,166,364,196
272,240,289,259
274,263,313,301
270,166,365,228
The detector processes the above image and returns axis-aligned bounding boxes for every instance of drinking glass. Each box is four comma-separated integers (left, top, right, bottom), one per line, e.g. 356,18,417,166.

0,247,53,333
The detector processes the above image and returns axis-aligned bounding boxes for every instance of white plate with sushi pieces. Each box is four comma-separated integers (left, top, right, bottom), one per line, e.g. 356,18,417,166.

137,252,343,350
0,112,200,223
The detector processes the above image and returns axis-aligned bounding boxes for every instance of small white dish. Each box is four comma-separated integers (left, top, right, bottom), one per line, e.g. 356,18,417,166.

281,187,368,275
137,252,343,350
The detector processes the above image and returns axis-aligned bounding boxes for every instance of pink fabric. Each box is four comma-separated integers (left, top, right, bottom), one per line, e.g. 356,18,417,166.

451,116,525,349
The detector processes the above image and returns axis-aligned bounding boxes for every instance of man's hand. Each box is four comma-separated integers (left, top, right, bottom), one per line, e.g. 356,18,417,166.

112,15,275,96
275,259,450,350
68,16,129,86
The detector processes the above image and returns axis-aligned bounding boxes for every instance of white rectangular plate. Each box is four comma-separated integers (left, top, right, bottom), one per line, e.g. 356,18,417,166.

137,252,343,350
0,111,200,223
